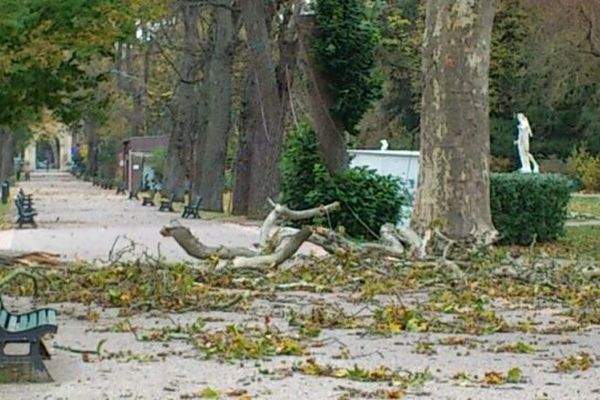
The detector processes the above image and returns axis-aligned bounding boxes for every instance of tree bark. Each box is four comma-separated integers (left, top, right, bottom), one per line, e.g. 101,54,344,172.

84,118,99,178
233,1,300,218
195,2,235,211
0,127,14,182
297,15,348,174
164,4,203,199
411,0,498,245
232,74,256,215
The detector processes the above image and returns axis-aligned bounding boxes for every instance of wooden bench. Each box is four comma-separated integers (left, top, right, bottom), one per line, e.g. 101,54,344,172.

158,193,176,212
141,190,156,206
0,297,58,382
182,197,202,219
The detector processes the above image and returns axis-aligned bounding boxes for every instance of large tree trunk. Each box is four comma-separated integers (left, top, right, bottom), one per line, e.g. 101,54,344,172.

195,2,235,211
235,0,285,218
84,118,99,178
233,1,299,218
297,16,348,174
411,0,498,245
0,128,14,182
232,75,256,216
164,4,203,199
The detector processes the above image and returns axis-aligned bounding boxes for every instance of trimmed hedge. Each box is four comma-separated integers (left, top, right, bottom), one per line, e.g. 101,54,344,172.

490,173,570,244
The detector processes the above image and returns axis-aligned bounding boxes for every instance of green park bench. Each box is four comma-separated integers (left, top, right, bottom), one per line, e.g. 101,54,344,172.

182,196,202,219
0,296,58,382
15,199,37,229
158,193,176,212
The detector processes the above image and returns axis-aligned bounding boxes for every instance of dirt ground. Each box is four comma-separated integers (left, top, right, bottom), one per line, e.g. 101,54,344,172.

2,174,600,400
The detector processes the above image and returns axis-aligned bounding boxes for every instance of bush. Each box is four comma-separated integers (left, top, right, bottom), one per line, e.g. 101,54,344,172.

280,125,408,239
490,173,570,244
568,144,600,192
307,164,408,239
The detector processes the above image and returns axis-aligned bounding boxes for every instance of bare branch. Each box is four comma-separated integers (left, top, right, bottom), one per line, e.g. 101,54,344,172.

160,222,257,259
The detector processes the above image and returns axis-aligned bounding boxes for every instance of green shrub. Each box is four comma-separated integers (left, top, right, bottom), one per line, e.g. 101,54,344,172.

307,164,408,239
490,173,570,244
568,144,600,192
280,124,408,239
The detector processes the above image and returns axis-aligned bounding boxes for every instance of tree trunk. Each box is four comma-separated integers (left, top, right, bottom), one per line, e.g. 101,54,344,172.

164,4,203,199
84,118,99,178
233,1,299,218
125,44,145,137
195,2,235,211
411,0,498,245
297,15,348,174
232,75,256,215
0,128,14,182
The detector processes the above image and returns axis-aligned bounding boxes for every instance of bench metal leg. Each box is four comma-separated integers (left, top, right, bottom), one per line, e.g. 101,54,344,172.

0,340,53,383
40,340,51,360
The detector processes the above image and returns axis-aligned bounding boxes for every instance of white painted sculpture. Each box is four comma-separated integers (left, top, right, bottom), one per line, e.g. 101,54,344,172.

380,139,389,151
515,113,539,173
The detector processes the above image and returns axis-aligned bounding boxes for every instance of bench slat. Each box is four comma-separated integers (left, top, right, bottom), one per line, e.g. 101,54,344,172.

26,312,38,330
47,310,56,325
37,309,48,326
17,315,28,331
7,315,18,331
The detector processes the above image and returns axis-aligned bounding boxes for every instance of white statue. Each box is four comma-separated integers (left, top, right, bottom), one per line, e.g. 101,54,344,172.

515,113,539,173
380,139,389,151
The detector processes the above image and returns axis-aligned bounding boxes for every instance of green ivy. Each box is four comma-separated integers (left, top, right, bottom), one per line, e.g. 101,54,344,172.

490,173,570,244
314,0,383,134
280,123,321,211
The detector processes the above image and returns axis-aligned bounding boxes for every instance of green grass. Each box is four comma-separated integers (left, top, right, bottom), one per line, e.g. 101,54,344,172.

569,196,600,219
533,226,600,261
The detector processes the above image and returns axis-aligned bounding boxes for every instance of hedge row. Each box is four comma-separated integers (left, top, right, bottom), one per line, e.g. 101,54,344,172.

490,173,570,245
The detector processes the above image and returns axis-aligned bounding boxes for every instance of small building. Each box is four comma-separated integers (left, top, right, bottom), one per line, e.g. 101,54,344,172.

120,136,168,193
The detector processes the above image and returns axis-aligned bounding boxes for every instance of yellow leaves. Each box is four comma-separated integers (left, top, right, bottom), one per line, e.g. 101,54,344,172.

483,370,505,385
295,358,405,383
194,325,306,360
555,352,594,373
372,304,429,334
493,341,536,354
452,368,524,386
483,367,524,385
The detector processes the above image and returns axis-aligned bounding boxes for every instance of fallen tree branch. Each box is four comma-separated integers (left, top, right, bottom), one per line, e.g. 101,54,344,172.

310,226,405,259
230,227,312,270
160,221,257,259
0,251,61,267
259,200,340,247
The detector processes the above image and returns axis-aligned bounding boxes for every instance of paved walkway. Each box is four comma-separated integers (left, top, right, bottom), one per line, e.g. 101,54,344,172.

0,173,262,262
